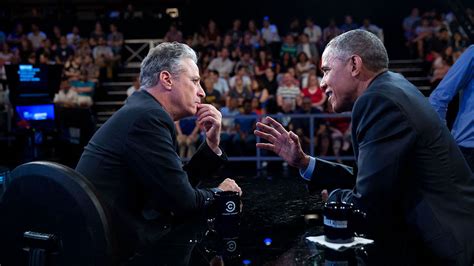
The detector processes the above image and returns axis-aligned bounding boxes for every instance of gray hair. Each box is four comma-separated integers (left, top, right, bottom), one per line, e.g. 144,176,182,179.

325,29,388,72
139,42,198,89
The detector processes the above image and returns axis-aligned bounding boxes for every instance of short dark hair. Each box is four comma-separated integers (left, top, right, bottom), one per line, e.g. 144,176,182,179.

325,29,388,72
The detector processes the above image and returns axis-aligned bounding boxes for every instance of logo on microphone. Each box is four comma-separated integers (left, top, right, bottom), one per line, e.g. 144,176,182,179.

225,201,236,213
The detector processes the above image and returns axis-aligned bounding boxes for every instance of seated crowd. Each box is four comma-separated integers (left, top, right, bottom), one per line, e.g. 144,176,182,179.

0,6,471,160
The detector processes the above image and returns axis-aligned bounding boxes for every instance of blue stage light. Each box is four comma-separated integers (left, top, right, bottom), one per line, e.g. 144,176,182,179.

263,237,272,246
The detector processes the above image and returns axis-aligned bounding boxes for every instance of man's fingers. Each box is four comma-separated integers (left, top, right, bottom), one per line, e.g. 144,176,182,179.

289,131,300,143
263,116,287,135
256,122,281,138
256,142,275,152
254,130,277,143
198,116,218,127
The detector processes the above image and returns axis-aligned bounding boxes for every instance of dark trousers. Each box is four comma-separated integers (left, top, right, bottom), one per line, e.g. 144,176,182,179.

459,146,474,173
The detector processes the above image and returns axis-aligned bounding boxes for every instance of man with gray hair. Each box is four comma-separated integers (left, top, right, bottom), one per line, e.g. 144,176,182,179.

256,30,474,264
76,42,241,260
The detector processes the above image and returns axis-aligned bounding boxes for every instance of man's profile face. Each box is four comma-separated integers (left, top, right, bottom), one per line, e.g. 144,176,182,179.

320,48,357,113
171,58,205,118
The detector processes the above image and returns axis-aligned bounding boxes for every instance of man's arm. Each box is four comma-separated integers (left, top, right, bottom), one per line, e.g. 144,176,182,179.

329,92,416,221
125,110,215,215
184,141,227,186
429,45,474,123
306,158,355,193
255,116,355,192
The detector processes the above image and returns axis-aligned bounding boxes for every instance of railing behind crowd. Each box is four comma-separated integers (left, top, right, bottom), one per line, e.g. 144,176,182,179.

182,113,354,169
123,39,164,66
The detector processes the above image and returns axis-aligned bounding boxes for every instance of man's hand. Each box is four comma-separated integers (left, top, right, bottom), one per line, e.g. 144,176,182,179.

217,178,242,196
255,116,310,169
196,104,222,153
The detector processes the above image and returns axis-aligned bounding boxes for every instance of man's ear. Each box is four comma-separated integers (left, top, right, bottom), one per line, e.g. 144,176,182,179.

159,71,173,90
351,55,363,77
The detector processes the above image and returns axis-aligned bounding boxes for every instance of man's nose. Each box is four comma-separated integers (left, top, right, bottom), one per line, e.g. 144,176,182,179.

198,83,205,98
320,80,327,92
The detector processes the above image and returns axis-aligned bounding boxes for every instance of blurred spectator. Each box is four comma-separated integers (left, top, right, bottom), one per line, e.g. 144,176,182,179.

107,23,124,56
277,98,295,130
229,65,251,88
303,17,322,46
228,19,243,44
175,118,200,158
18,38,34,63
7,23,25,48
276,72,301,110
209,70,229,97
234,51,255,76
227,75,253,107
360,18,384,42
221,34,236,56
0,43,16,90
208,47,234,78
292,96,323,153
220,97,240,129
50,25,63,46
412,17,434,58
452,32,469,54
301,73,326,110
287,18,302,38
38,51,54,64
126,76,140,97
92,37,115,80
251,98,264,115
122,4,143,20
27,23,47,50
403,8,421,42
54,78,78,107
81,55,100,83
26,52,37,64
261,16,280,44
277,52,295,74
89,22,106,47
254,49,273,77
66,25,82,48
70,71,95,107
239,33,256,57
322,18,342,45
250,78,269,113
297,33,319,65
295,52,315,80
233,99,257,155
280,34,297,59
431,28,451,55
64,55,83,81
261,67,279,96
203,76,222,108
55,36,75,64
203,19,221,49
164,23,183,43
340,15,359,32
35,39,54,62
75,39,92,58
220,97,240,152
245,19,261,48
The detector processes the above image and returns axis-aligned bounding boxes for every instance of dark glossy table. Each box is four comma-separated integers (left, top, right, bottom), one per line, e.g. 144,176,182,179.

124,170,373,265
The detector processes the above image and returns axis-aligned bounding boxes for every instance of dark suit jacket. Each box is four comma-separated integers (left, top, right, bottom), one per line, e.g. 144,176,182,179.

76,90,227,258
310,71,474,265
